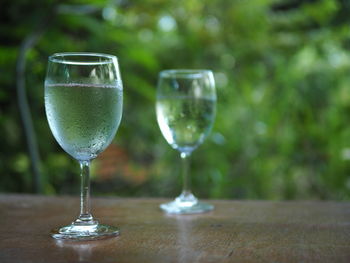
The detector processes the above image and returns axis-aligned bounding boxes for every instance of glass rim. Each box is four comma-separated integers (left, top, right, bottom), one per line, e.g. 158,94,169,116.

159,69,213,78
48,52,118,65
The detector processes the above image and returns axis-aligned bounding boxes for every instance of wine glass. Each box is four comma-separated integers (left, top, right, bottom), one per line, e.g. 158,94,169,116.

156,69,216,214
45,52,123,240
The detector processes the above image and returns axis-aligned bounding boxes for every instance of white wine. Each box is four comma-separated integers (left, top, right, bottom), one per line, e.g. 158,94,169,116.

156,70,216,214
156,96,216,153
45,83,123,161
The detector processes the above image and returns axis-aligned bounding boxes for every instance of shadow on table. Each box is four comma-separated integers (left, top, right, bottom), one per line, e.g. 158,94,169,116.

54,238,118,262
164,213,209,262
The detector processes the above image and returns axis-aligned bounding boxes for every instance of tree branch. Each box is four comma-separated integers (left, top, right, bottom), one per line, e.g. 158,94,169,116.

16,12,55,193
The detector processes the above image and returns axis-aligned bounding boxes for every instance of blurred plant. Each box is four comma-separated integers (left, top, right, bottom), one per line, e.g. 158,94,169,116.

1,0,350,200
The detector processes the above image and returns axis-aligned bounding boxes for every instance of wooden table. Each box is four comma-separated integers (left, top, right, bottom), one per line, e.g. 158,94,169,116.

0,194,349,262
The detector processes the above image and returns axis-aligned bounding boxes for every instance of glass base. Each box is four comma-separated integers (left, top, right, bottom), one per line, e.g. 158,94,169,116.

51,222,119,241
160,192,214,214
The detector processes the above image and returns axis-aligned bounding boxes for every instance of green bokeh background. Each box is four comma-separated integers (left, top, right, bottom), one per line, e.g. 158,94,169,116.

1,0,350,200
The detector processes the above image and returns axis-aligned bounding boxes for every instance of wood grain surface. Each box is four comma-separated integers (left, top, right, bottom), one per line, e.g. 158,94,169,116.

0,194,349,263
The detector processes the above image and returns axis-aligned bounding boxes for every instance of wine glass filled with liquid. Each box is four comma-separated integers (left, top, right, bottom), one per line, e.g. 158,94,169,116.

45,52,123,240
156,69,216,214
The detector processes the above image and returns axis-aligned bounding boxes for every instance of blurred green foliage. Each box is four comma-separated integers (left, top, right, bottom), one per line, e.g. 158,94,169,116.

1,0,350,200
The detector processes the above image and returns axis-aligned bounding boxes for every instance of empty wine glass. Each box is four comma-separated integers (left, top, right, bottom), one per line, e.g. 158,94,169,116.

45,52,123,240
156,69,216,214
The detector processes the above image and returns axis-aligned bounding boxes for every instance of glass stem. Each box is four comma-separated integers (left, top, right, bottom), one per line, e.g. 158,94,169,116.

77,160,94,224
181,152,191,197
